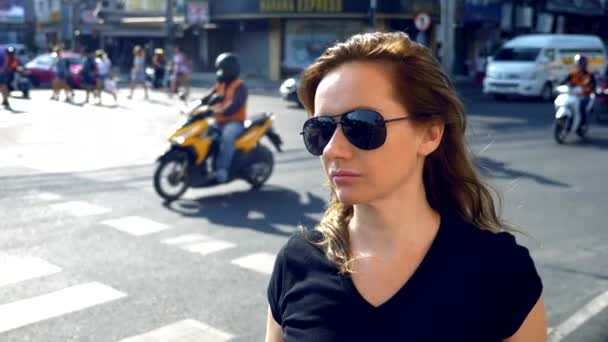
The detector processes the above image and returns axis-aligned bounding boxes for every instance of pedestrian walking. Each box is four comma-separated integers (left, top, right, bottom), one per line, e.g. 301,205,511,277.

95,50,117,105
169,46,190,100
152,48,166,89
50,46,73,102
80,49,98,104
266,32,547,341
127,45,149,100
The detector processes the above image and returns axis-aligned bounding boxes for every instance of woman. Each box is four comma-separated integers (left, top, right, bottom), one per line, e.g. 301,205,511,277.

50,47,72,102
127,45,149,100
95,50,117,105
169,46,190,100
266,32,546,341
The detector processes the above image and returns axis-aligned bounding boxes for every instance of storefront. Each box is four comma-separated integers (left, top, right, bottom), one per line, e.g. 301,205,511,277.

542,0,607,39
0,2,27,44
208,0,439,80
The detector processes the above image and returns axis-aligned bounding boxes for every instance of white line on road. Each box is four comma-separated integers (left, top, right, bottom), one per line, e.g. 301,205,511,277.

35,192,62,201
549,289,608,341
0,256,62,288
0,282,126,333
162,234,208,245
51,201,111,217
231,253,276,275
102,216,170,236
184,241,236,256
117,319,234,342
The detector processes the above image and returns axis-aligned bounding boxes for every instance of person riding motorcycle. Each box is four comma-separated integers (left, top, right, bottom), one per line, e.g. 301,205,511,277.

202,52,248,183
563,54,596,134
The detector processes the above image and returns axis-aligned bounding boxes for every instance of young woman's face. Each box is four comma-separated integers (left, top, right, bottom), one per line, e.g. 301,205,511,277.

314,61,438,205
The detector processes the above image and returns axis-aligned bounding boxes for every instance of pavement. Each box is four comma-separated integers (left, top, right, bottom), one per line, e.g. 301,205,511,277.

0,86,607,341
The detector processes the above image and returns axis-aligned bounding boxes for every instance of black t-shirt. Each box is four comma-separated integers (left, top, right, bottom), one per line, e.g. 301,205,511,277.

267,213,543,341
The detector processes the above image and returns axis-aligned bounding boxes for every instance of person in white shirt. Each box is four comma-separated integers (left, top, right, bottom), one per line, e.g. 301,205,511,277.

95,50,117,105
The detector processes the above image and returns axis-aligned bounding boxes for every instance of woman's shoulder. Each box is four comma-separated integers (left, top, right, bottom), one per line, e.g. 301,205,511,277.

441,213,539,271
277,229,325,265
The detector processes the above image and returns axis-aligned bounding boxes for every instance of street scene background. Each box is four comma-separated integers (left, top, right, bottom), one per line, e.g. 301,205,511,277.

1,0,608,341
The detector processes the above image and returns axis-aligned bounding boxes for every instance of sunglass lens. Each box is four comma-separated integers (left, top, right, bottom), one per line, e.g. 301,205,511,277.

302,117,336,156
342,109,387,150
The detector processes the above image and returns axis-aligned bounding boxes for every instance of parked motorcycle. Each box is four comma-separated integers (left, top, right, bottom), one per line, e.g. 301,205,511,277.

8,70,31,99
553,85,594,144
594,77,608,123
153,94,283,201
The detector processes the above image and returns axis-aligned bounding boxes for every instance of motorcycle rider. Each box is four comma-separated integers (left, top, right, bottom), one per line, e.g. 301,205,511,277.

563,54,596,135
202,53,248,183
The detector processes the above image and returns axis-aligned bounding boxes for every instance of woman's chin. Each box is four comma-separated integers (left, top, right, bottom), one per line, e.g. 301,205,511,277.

335,188,363,206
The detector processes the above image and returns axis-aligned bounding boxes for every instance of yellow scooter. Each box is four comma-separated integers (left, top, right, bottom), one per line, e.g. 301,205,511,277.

153,94,283,201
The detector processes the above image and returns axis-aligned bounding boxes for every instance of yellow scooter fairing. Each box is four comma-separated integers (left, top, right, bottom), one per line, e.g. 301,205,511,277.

168,106,214,165
235,115,274,152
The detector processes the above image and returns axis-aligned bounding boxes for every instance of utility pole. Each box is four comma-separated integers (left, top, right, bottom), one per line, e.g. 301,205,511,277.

165,0,174,53
439,0,456,77
369,0,377,31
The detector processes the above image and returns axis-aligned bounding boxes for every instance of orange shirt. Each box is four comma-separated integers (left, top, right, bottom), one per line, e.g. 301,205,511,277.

568,69,595,96
213,79,247,124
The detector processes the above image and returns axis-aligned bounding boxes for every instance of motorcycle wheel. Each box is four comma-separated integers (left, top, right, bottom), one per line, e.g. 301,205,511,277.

554,117,569,144
244,145,274,189
153,151,190,201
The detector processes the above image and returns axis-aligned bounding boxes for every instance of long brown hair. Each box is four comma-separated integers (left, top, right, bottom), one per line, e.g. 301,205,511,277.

298,31,516,274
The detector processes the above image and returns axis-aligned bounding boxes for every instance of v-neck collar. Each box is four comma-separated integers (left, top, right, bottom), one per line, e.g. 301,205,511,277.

339,213,447,310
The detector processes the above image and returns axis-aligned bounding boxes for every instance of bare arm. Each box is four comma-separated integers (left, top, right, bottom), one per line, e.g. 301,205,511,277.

265,306,283,342
504,296,547,342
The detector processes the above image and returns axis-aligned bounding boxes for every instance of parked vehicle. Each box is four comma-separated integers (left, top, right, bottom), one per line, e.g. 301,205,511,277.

553,85,593,144
484,34,607,101
25,52,84,88
279,75,303,107
8,70,31,98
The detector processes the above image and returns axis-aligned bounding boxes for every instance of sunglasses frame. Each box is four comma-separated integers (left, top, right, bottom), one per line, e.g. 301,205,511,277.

300,109,432,155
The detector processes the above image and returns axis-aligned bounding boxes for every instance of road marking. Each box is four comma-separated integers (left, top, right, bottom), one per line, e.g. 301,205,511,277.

0,256,62,287
231,253,276,275
101,216,170,236
36,192,62,201
118,319,234,342
183,241,236,256
162,234,208,245
51,201,111,217
549,289,608,341
0,282,126,333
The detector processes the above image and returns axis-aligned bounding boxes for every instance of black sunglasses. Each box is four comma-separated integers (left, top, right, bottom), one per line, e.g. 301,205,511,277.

300,109,431,156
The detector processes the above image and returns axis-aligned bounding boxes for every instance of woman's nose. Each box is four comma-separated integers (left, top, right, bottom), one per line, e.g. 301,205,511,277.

323,125,352,160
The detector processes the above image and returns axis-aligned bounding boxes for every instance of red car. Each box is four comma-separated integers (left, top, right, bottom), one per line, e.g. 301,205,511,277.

25,52,84,88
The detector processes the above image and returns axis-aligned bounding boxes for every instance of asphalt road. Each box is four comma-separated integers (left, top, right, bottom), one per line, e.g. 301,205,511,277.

0,85,607,341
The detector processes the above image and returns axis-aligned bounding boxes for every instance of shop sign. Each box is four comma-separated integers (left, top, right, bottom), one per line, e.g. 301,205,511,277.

259,0,342,13
187,1,209,24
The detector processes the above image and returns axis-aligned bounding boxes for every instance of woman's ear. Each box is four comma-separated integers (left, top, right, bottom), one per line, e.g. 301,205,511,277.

418,122,444,157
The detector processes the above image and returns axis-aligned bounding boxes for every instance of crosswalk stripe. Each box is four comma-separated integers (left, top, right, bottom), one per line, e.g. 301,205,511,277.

101,216,170,236
118,319,234,342
51,201,111,217
231,253,276,275
162,234,207,245
0,256,62,287
0,282,126,333
35,192,62,201
549,289,608,341
183,241,236,256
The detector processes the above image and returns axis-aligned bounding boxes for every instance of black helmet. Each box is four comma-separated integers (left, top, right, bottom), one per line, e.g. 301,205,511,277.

575,54,588,68
215,52,240,83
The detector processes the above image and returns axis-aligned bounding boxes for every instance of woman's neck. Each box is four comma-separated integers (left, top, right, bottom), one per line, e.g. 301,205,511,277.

348,181,440,258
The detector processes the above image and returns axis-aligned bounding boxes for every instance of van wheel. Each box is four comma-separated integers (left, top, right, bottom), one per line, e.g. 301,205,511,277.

493,94,507,101
540,83,553,102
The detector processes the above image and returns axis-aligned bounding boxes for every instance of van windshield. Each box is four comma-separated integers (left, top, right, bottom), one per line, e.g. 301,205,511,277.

493,47,541,62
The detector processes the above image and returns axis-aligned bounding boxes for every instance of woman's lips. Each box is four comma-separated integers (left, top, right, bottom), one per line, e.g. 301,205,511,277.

330,170,361,183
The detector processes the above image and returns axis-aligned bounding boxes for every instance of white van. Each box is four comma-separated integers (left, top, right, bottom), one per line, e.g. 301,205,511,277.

483,34,606,101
